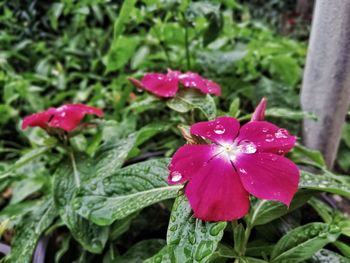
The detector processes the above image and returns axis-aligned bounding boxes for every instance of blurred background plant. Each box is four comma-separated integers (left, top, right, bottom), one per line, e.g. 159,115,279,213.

1,0,350,262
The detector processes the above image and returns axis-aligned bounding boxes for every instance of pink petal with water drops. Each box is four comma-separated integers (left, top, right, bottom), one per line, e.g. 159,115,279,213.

235,152,299,206
139,73,179,97
168,144,218,185
179,72,221,96
49,104,103,131
190,116,240,144
251,97,267,121
22,108,56,129
185,156,250,221
236,121,296,155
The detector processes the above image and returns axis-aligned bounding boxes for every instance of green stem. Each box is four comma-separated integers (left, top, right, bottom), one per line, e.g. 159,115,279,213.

69,151,81,188
240,223,252,256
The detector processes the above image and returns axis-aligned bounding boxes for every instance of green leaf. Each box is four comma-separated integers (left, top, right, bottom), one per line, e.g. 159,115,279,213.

94,133,136,178
105,0,137,72
0,146,51,179
291,144,325,168
167,194,227,263
268,55,301,87
246,240,274,257
271,223,341,263
135,123,170,146
166,89,217,120
334,241,350,259
247,190,313,226
144,245,171,263
0,200,41,225
9,198,57,263
310,249,350,263
300,171,350,198
308,198,334,224
229,97,240,118
10,177,46,204
106,36,140,72
73,159,181,225
53,155,109,254
265,108,317,121
115,239,166,263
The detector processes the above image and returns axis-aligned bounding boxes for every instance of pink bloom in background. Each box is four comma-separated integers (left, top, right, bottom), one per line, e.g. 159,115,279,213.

168,116,299,221
128,69,221,97
22,104,103,132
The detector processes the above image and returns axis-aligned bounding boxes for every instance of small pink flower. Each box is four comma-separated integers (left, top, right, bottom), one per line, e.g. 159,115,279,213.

128,69,221,97
168,117,299,221
22,104,104,132
251,98,267,121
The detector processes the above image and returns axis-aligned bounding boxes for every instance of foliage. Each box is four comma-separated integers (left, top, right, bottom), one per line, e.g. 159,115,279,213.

0,0,349,263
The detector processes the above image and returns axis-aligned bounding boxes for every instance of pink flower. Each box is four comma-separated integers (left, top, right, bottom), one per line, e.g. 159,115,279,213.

168,117,299,221
22,104,104,132
251,98,267,121
128,69,221,97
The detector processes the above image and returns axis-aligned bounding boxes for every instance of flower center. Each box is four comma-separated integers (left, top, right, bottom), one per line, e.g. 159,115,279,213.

220,140,257,162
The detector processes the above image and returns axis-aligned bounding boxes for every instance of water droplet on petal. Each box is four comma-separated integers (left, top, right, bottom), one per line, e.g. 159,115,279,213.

239,168,247,174
214,124,225,135
262,128,269,133
237,140,257,154
171,171,182,182
265,134,275,142
275,128,289,139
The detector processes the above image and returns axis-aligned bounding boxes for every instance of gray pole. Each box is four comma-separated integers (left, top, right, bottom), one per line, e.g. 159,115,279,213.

301,0,350,168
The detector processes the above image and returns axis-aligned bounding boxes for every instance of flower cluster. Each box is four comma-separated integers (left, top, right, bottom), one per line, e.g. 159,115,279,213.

168,100,299,221
22,104,103,132
128,69,221,97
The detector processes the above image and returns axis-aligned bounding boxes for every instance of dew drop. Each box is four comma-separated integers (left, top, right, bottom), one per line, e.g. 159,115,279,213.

265,134,275,142
275,128,288,139
60,112,66,117
262,128,269,133
239,168,247,174
214,124,225,135
171,171,182,182
209,222,226,236
237,140,257,154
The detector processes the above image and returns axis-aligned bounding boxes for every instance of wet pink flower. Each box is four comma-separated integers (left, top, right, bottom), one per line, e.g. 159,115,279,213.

22,104,103,132
168,117,299,221
128,69,221,97
251,98,267,121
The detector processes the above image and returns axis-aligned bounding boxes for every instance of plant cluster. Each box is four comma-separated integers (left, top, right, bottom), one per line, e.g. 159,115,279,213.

0,1,349,262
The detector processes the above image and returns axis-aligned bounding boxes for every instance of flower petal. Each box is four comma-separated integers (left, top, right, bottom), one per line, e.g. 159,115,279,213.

236,121,296,154
185,156,250,221
179,72,221,96
251,97,267,121
236,153,299,206
168,144,218,185
49,104,103,131
134,73,179,97
190,117,240,144
21,108,56,129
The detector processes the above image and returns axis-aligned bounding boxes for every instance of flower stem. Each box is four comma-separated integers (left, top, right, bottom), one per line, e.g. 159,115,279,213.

69,151,81,188
240,223,252,256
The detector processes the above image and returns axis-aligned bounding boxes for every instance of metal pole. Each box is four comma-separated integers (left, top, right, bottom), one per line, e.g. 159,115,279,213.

301,0,350,168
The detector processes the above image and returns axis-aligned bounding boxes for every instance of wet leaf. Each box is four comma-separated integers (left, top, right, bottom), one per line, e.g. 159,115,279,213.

166,89,216,120
271,223,341,262
74,159,180,225
9,198,57,263
167,194,226,263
